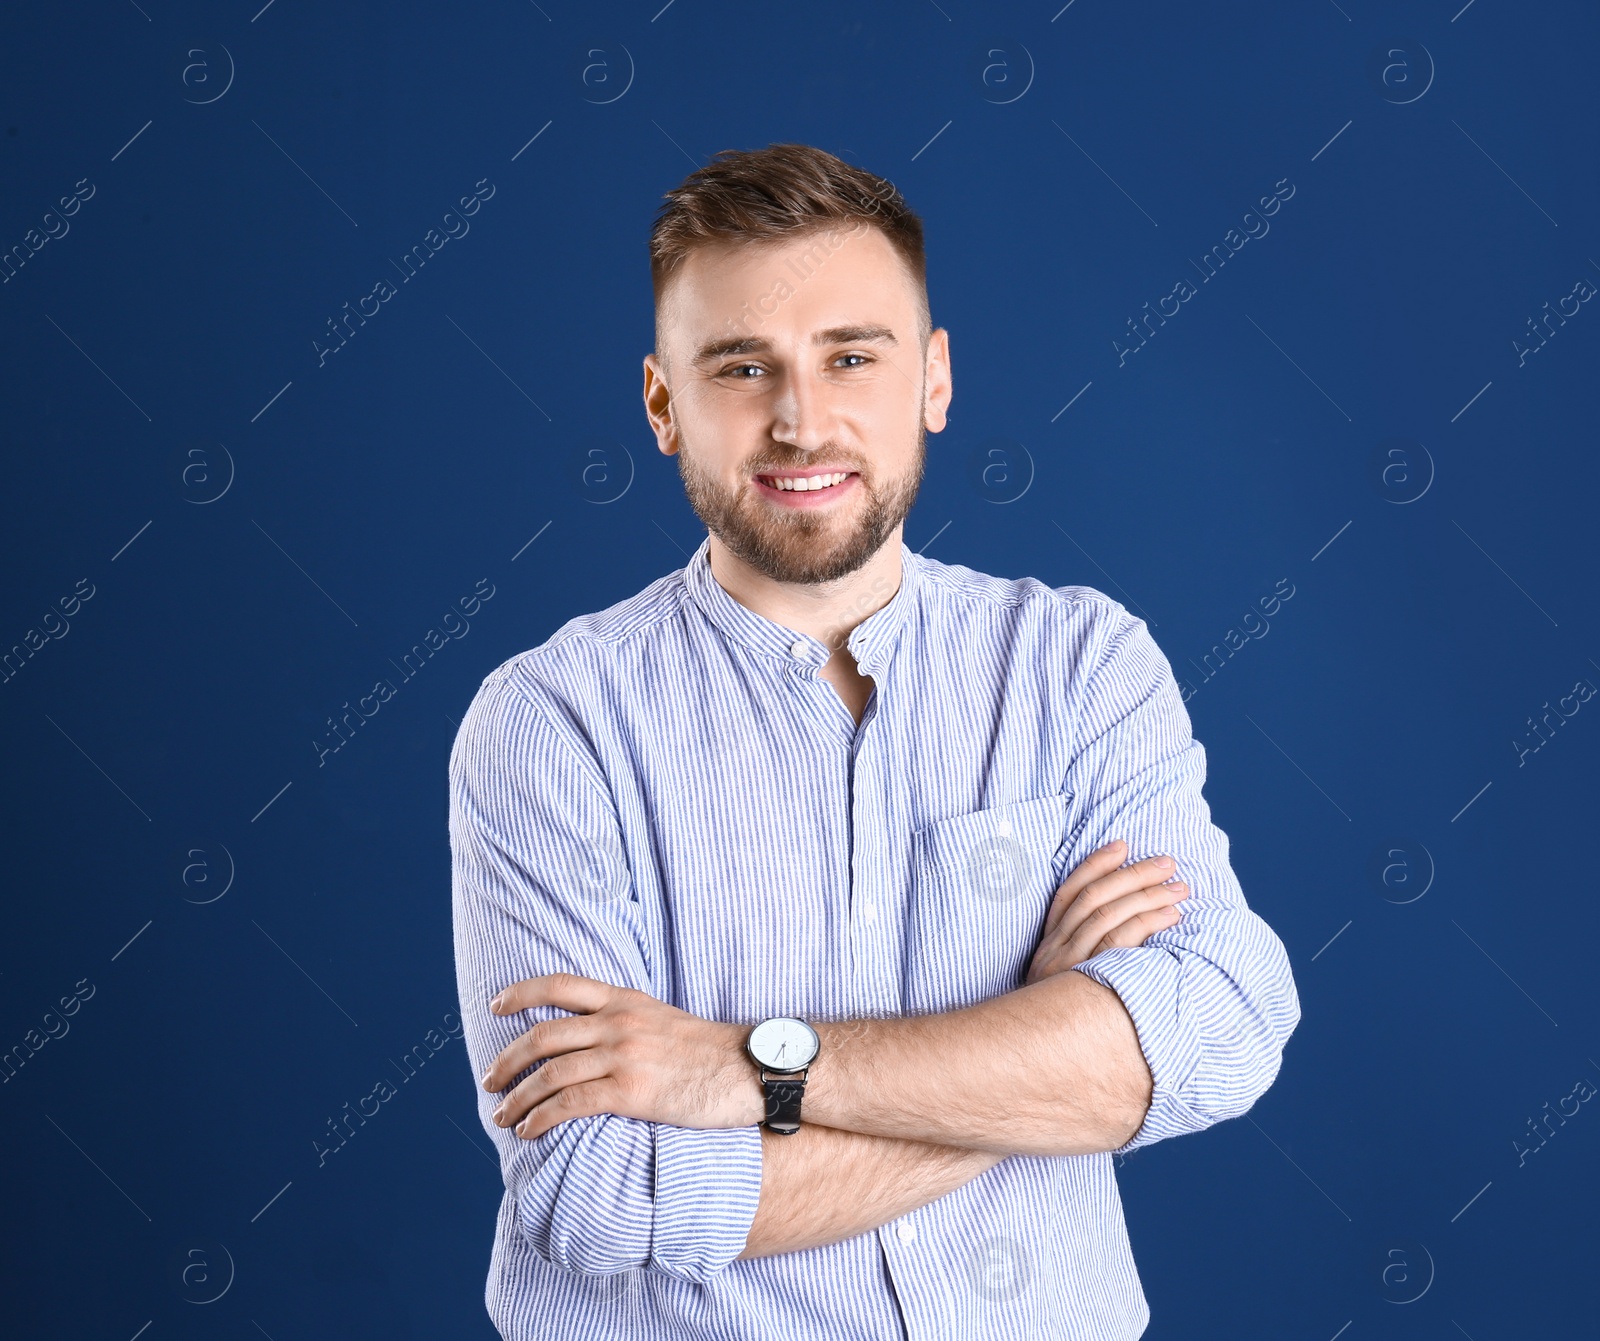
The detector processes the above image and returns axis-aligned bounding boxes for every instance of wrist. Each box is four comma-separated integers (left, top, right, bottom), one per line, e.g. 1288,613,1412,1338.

725,1023,767,1127
743,1016,822,1134
801,1014,884,1132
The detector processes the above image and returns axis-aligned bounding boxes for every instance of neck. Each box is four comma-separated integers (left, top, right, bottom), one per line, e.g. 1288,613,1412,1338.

707,529,905,653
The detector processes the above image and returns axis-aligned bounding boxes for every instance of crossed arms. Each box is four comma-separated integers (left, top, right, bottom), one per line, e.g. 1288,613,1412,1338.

449,612,1301,1282
472,845,1176,1260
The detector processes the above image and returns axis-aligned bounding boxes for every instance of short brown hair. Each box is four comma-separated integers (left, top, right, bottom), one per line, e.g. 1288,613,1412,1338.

649,143,931,364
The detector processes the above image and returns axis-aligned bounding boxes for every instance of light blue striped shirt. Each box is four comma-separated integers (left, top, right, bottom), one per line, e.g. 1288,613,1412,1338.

449,535,1300,1340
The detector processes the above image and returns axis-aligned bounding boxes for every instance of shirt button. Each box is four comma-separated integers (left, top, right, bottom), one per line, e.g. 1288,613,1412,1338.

859,904,877,925
896,1221,917,1244
789,639,808,659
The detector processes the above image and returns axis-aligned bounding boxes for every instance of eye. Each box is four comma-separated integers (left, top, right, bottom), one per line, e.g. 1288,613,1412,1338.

836,353,872,368
720,363,766,380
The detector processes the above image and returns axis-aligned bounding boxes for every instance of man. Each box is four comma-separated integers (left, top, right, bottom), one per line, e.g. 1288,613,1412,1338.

451,143,1300,1339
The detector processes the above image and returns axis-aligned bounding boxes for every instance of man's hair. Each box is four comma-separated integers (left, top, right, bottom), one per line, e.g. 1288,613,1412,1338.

649,143,931,368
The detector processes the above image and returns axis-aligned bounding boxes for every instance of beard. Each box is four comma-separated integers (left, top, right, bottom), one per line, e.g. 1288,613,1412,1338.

676,406,927,586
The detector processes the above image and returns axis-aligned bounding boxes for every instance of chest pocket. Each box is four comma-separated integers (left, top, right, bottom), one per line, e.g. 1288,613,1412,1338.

904,793,1073,1013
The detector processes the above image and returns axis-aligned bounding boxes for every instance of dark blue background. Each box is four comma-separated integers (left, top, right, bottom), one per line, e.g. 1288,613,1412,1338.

3,2,1596,1337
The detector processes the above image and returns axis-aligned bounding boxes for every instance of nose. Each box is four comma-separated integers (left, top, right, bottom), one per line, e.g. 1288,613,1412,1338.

770,365,835,456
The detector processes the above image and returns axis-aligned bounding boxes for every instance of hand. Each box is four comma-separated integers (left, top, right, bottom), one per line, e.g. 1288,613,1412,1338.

480,973,764,1141
1024,840,1187,985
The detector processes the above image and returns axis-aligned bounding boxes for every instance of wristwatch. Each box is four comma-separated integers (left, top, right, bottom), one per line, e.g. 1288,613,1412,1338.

745,1016,820,1135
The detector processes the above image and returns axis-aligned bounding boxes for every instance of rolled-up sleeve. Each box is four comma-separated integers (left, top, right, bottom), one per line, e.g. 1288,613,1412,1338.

1059,600,1301,1155
449,664,764,1283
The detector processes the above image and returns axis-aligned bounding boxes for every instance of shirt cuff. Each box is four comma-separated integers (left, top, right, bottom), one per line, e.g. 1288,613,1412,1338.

651,1122,765,1283
1070,946,1208,1155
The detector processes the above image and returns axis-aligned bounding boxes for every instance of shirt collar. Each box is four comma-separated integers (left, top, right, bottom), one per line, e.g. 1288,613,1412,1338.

682,534,922,677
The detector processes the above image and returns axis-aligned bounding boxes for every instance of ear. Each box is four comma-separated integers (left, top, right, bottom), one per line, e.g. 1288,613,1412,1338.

643,353,679,456
922,327,952,434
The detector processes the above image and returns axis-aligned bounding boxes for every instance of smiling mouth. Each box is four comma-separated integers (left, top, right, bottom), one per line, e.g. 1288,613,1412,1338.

754,470,858,493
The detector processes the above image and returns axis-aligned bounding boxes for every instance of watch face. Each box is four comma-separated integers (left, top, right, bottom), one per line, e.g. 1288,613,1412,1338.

748,1017,819,1072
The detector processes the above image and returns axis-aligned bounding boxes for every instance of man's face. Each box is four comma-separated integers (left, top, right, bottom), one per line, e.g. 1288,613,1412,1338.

644,224,951,585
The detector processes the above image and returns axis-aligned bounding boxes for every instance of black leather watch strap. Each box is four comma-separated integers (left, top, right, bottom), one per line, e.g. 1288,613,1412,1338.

760,1073,807,1134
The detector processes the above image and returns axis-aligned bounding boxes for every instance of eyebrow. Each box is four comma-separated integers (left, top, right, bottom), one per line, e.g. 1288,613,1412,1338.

691,323,899,366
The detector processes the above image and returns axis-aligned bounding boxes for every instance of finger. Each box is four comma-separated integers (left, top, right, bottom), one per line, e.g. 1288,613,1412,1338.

1056,882,1188,964
492,1047,611,1132
1049,855,1182,944
1045,848,1176,939
1062,883,1190,953
516,1077,623,1142
1042,841,1128,937
489,971,617,1018
482,1013,602,1093
1088,904,1184,958
1028,898,1184,981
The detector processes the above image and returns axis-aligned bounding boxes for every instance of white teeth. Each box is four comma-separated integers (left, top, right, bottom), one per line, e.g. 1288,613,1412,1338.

763,472,850,492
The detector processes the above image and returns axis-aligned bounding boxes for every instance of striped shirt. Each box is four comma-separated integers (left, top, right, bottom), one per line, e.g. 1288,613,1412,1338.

449,535,1301,1340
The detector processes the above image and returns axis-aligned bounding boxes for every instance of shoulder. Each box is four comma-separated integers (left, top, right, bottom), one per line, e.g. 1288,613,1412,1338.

484,567,687,695
912,551,1172,706
453,565,689,760
912,550,1139,644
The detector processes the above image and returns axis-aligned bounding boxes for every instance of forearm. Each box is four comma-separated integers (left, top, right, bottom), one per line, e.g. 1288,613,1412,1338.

804,969,1151,1156
738,1123,1004,1259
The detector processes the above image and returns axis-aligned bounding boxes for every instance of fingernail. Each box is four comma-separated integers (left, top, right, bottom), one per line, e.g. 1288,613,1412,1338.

1153,856,1173,869
489,992,505,1012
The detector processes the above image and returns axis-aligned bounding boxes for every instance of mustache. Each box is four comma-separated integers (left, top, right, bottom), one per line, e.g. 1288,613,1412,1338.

745,451,870,476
